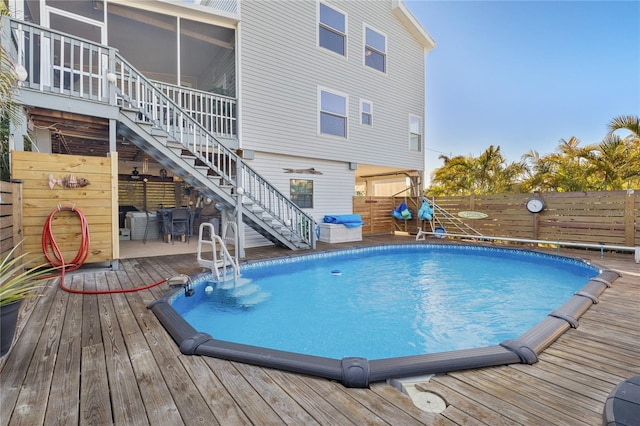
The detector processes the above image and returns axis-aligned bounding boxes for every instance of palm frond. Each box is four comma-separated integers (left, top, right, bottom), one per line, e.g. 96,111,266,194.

0,243,56,305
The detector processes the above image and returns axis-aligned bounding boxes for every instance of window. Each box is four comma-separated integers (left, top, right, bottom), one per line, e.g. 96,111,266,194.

290,179,314,208
319,88,348,137
361,100,372,126
364,26,386,72
319,3,346,56
409,115,422,152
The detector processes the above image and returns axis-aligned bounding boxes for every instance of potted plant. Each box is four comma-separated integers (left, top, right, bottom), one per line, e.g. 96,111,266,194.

0,243,54,356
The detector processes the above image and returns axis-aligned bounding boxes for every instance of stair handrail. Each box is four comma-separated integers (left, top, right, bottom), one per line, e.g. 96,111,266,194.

197,222,239,281
217,234,240,281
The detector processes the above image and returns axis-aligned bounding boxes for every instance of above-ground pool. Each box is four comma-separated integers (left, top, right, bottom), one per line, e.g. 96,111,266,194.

149,244,620,388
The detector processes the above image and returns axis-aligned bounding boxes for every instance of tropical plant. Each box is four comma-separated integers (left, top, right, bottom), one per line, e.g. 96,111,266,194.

427,145,527,196
608,115,640,144
1,5,22,182
0,243,53,306
0,6,19,119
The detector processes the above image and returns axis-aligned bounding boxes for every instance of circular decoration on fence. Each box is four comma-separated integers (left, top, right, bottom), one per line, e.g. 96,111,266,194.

525,197,545,213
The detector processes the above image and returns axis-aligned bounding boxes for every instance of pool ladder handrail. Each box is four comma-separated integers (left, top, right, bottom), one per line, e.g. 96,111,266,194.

197,222,240,282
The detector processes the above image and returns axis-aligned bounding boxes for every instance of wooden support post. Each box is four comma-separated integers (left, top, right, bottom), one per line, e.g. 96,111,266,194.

624,189,636,246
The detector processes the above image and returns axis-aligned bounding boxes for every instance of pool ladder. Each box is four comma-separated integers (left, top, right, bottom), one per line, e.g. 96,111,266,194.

197,222,240,282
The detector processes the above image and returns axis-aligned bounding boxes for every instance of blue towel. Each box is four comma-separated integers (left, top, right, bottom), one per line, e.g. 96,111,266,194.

392,202,412,220
323,214,364,228
418,202,433,221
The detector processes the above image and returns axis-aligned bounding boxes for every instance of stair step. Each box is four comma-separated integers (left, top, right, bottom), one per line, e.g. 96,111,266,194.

166,141,183,149
150,127,167,137
229,283,260,297
237,291,271,307
135,119,152,128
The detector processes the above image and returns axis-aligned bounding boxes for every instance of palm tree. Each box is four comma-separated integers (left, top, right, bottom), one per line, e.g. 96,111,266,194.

550,137,597,192
0,42,18,118
608,115,640,144
475,145,505,193
428,154,476,196
521,149,553,191
427,146,526,196
585,135,629,190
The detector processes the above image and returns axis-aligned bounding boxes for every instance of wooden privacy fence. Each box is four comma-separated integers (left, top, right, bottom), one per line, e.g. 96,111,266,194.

354,191,640,248
11,151,117,265
0,181,23,260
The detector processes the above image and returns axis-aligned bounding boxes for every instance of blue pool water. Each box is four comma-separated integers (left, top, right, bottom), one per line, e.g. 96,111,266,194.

172,245,599,360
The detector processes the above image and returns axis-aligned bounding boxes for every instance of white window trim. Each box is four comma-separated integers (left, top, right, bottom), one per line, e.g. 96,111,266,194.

317,1,348,59
363,23,387,74
318,86,349,139
409,114,423,152
290,178,314,209
360,99,373,126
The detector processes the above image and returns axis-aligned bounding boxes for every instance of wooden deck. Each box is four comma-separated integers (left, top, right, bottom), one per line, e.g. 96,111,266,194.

1,234,639,425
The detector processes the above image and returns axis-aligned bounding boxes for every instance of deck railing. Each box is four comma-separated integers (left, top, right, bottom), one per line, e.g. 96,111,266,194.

4,17,315,249
153,81,236,139
4,18,111,102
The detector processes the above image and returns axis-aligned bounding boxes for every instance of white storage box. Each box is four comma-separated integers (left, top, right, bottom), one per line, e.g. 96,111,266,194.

318,223,362,243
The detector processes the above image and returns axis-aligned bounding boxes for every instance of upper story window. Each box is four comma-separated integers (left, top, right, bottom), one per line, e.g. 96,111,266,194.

361,100,373,126
319,88,348,138
409,114,422,152
364,26,386,72
319,3,346,56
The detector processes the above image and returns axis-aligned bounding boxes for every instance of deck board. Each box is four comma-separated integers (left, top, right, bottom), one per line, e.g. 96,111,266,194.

1,235,639,425
102,272,150,425
45,276,82,426
79,343,111,425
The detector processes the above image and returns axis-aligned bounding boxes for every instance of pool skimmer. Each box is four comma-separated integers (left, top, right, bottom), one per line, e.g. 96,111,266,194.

388,376,447,413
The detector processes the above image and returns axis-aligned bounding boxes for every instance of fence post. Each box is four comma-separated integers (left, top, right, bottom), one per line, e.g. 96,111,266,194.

624,189,636,246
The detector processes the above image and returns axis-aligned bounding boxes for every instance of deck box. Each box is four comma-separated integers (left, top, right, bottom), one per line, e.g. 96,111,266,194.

318,223,362,243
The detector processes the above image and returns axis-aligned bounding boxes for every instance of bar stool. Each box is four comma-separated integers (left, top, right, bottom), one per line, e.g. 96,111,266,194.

143,210,159,244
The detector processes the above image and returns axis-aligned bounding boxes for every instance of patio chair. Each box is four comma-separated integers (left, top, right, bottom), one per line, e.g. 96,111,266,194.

171,208,190,244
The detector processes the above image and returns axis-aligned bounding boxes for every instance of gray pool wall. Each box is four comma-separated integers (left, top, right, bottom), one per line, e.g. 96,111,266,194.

148,244,620,388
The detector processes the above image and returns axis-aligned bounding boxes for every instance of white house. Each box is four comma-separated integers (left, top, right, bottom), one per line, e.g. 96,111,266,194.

4,0,435,254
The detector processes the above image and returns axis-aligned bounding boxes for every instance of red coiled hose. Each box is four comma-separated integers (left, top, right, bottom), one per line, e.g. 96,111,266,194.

42,205,166,294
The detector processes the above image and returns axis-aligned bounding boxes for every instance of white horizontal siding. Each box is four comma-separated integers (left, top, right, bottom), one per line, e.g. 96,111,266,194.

241,152,356,248
239,0,427,172
248,152,355,218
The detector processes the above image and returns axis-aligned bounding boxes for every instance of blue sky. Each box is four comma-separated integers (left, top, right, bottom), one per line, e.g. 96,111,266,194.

404,1,640,183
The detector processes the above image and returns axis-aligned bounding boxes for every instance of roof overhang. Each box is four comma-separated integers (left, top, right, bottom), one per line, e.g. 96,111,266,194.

392,0,436,53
